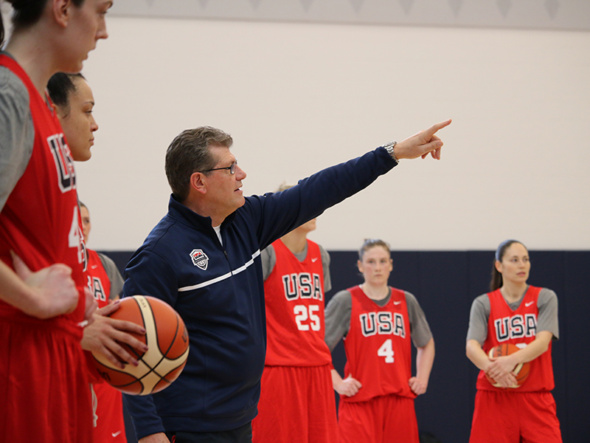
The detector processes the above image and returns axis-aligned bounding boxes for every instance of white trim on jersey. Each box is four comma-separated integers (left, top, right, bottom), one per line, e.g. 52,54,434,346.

178,249,261,292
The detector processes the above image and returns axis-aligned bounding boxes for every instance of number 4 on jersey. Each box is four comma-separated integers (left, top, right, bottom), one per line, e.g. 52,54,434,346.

378,338,395,363
68,206,87,269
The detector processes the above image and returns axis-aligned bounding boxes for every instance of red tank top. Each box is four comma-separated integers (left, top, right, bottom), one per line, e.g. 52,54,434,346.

86,250,111,309
263,239,331,366
342,285,415,402
476,286,554,392
0,55,87,330
85,251,126,442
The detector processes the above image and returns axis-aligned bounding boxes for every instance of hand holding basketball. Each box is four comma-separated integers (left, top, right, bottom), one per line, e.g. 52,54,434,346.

485,343,530,388
82,301,148,368
92,295,190,395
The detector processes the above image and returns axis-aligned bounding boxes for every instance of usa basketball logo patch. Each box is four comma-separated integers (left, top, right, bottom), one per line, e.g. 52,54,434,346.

190,249,209,270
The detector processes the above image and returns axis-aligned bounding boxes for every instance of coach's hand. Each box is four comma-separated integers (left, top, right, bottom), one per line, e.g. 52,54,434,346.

139,433,169,443
81,301,148,368
394,119,452,161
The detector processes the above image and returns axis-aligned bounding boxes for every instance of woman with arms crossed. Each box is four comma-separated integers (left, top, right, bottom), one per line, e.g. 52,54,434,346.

466,239,562,442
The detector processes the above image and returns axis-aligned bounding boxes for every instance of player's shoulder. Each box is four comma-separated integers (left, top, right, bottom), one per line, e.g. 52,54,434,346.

537,286,556,297
399,289,427,311
97,251,117,267
0,65,30,120
260,243,276,269
261,243,276,255
470,292,490,310
473,292,489,303
401,289,417,302
537,287,558,303
0,64,28,100
316,242,330,256
330,289,353,304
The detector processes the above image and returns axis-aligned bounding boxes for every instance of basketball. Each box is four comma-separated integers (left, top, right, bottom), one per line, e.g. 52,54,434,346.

485,343,530,388
92,295,190,395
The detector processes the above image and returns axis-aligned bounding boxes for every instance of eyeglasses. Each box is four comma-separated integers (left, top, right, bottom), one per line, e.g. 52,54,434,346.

199,162,237,175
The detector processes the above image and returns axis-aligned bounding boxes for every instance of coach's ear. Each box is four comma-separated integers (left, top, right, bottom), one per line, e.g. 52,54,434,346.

189,172,207,195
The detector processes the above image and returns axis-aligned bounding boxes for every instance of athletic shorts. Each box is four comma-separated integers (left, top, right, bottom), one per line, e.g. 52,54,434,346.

92,381,127,442
0,313,94,443
252,364,338,443
469,390,562,443
338,394,418,443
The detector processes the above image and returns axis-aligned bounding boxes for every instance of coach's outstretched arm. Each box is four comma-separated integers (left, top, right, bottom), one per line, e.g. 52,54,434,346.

393,119,452,161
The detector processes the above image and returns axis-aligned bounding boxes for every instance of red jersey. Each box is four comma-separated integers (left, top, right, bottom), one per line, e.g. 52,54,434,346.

0,54,87,327
342,286,414,403
87,249,112,308
476,286,555,392
263,239,331,366
0,54,93,443
86,249,127,442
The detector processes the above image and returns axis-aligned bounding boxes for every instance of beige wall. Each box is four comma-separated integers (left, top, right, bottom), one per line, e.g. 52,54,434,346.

76,16,590,251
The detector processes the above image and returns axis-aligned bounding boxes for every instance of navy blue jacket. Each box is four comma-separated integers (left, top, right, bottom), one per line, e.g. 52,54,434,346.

122,147,395,438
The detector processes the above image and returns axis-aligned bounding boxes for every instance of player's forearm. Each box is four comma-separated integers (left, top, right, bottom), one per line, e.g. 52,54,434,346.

511,331,553,364
466,339,490,371
0,260,40,313
331,368,344,390
415,338,435,382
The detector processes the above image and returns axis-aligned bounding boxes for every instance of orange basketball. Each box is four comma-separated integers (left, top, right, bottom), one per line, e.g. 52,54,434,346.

485,343,530,388
91,295,189,395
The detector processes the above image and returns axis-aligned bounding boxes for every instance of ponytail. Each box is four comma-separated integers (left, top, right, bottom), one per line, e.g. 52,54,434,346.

489,266,503,292
1,12,4,48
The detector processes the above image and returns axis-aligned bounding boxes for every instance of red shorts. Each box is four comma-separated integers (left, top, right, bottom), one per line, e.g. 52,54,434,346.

252,364,338,443
92,381,127,442
0,314,94,443
469,390,562,443
338,394,418,443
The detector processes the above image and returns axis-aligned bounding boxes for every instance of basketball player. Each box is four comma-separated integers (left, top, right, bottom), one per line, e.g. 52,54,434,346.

46,71,147,367
0,1,113,441
252,186,337,443
324,239,435,443
47,71,151,442
122,120,450,443
80,201,128,443
466,240,562,442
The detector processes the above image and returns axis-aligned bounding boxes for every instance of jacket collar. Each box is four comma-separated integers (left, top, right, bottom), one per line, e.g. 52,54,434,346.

167,195,237,230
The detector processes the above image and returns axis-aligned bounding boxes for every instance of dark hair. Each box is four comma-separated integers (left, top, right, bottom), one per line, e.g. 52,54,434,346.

47,72,85,116
165,126,233,202
358,238,391,261
1,0,85,46
489,239,527,291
